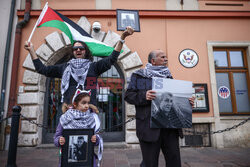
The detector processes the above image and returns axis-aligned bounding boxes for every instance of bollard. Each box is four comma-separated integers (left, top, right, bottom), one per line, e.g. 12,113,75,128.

6,105,21,167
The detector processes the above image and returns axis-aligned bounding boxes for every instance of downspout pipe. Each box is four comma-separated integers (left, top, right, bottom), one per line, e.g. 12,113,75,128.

7,0,31,116
0,0,16,120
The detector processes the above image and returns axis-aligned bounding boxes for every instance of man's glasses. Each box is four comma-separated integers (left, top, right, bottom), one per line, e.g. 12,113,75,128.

73,46,85,51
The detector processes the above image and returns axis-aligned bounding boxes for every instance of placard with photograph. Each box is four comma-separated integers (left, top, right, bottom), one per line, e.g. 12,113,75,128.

116,9,140,32
61,129,94,167
150,78,193,129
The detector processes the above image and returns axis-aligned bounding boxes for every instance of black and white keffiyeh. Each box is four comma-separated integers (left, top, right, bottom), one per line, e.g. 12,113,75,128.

60,109,95,129
60,109,103,166
61,59,91,102
134,63,173,79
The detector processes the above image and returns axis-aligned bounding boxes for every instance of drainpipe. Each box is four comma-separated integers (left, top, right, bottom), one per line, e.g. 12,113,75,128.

7,0,31,117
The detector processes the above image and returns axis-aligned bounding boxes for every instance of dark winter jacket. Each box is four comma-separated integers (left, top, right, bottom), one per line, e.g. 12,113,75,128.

124,73,183,142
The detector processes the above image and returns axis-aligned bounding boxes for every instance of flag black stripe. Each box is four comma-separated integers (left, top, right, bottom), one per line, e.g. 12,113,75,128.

54,10,92,38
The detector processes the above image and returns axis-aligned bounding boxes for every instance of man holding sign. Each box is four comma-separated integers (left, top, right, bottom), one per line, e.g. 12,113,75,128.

125,49,194,167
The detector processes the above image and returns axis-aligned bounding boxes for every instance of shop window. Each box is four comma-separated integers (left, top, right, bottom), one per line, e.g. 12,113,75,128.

213,48,250,114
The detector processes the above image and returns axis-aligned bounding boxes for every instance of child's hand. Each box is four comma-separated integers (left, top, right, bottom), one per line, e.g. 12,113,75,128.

91,135,96,143
59,136,65,145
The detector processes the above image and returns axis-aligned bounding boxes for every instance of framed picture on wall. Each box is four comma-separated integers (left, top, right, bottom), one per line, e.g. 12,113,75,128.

192,84,209,113
116,9,140,32
61,129,94,167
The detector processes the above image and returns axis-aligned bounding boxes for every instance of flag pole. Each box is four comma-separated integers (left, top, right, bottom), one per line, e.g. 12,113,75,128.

28,2,48,42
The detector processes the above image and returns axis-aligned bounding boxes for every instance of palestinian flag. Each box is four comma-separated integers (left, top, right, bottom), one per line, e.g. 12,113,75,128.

36,3,114,57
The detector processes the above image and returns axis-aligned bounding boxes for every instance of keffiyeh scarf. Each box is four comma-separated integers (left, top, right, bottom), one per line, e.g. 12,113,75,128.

61,59,91,102
60,109,95,129
60,109,103,166
134,63,173,79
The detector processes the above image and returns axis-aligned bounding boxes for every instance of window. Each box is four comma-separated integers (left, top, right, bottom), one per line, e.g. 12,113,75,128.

213,48,250,114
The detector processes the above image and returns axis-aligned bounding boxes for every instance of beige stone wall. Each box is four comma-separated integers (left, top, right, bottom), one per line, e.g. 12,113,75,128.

220,117,250,147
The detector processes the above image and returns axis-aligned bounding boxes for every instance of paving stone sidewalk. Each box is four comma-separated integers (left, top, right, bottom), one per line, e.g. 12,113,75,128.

0,147,250,167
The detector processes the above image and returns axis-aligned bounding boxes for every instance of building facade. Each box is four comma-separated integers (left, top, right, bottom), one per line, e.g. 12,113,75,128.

1,0,250,149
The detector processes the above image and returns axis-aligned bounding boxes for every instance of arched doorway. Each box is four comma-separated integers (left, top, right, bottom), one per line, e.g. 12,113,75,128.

20,23,143,146
42,55,125,143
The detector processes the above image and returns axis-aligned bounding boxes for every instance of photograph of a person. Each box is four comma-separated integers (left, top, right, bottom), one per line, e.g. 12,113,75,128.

151,92,192,128
68,135,88,162
117,9,140,32
121,13,135,29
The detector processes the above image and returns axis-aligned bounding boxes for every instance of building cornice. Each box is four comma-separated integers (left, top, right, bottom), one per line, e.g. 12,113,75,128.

17,10,250,18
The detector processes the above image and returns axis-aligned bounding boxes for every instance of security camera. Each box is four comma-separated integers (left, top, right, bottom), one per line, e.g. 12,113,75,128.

92,22,101,33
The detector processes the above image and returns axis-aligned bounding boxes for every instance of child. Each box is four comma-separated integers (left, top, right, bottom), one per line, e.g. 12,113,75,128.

54,89,103,167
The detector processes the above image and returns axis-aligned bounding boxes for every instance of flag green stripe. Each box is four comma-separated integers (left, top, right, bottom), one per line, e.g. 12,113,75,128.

85,42,115,57
38,20,73,43
38,20,123,57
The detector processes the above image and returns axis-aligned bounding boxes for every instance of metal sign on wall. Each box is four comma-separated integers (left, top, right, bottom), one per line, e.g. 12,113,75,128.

179,49,199,68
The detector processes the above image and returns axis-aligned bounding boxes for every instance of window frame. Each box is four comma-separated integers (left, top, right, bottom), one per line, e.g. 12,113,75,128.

213,47,250,115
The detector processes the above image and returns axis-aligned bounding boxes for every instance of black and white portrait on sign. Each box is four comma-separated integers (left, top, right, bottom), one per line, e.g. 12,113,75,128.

61,129,94,167
116,9,140,32
121,13,135,28
68,135,88,162
151,78,193,129
151,92,192,128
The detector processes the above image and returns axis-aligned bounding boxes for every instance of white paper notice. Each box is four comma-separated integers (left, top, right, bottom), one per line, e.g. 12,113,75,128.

152,77,193,98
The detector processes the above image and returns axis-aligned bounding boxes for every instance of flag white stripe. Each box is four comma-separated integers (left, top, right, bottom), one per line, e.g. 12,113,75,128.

28,2,48,42
65,22,110,46
37,2,49,26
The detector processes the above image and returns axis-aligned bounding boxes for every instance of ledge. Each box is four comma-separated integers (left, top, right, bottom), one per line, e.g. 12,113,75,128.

192,117,215,123
17,10,250,18
36,142,129,149
220,116,250,120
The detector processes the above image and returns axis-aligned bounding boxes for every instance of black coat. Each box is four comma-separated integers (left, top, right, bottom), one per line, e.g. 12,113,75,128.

33,50,120,105
124,73,183,142
74,141,87,160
